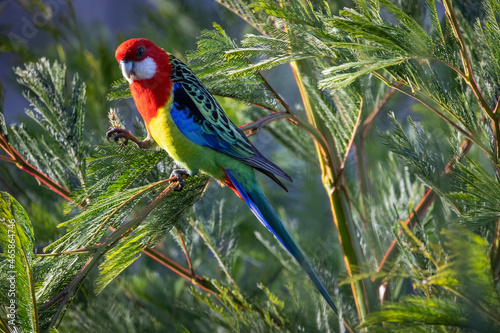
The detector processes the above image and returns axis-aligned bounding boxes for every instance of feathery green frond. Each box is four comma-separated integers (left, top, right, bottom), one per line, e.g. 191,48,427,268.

362,227,500,331
382,114,457,197
187,23,282,111
360,296,469,329
10,58,87,190
448,159,500,226
106,79,131,101
95,176,208,293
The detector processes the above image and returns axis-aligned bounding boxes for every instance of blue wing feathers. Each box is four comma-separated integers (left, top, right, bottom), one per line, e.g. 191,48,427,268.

169,59,293,189
225,170,338,313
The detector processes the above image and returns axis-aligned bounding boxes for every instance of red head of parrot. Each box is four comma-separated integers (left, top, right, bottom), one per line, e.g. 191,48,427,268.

115,38,174,128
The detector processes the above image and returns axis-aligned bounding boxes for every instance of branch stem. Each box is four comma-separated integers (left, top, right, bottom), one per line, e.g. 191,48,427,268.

190,221,235,285
0,132,73,201
176,227,195,277
442,0,493,120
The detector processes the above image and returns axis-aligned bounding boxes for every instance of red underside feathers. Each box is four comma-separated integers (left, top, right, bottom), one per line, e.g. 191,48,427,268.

223,170,244,200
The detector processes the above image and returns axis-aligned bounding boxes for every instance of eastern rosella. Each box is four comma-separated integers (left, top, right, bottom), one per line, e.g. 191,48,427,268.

109,38,337,312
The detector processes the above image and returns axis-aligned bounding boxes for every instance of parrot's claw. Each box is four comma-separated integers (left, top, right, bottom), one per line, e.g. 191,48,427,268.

106,128,151,149
106,128,131,146
170,169,190,191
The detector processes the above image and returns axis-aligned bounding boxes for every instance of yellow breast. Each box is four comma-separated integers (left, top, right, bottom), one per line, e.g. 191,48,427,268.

146,100,245,181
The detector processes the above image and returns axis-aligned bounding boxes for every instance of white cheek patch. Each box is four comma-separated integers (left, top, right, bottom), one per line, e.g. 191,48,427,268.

133,56,157,81
120,56,158,83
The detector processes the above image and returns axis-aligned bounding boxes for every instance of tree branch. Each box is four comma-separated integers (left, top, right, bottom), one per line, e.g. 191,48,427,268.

442,0,493,119
0,132,73,201
176,227,195,277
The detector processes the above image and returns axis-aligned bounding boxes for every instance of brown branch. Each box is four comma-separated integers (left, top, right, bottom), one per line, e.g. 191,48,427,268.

376,188,436,274
340,100,363,171
239,112,292,134
494,97,500,115
176,227,195,277
361,85,401,139
442,0,493,119
0,314,11,333
0,132,73,201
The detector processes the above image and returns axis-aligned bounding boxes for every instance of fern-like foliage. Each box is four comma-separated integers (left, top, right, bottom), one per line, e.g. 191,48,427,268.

382,114,456,196
12,59,87,191
188,23,282,111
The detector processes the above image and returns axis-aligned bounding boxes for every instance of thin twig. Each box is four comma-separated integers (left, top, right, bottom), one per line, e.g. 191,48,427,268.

361,85,401,138
0,314,11,333
355,86,401,222
35,247,97,257
0,155,14,162
442,0,493,119
176,227,195,277
87,177,176,243
239,112,292,134
190,221,236,285
0,132,73,201
340,100,363,171
257,71,294,114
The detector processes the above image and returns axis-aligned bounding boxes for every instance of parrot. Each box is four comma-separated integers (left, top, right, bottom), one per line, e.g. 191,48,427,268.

108,38,337,313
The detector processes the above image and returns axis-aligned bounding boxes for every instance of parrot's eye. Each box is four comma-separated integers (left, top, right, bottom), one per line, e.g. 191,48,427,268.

137,46,145,56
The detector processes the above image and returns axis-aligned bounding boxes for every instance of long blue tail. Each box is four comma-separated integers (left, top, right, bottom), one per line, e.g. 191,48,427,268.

225,170,337,313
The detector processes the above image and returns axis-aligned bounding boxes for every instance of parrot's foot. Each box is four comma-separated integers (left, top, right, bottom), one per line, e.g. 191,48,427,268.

170,169,190,191
106,128,151,149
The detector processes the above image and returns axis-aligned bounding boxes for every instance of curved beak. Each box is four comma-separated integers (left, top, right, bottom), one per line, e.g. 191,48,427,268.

120,59,134,83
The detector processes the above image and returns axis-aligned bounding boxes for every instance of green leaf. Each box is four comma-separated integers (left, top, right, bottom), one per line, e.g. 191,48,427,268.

187,23,282,111
106,79,131,101
360,296,469,329
319,58,407,89
0,192,38,332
